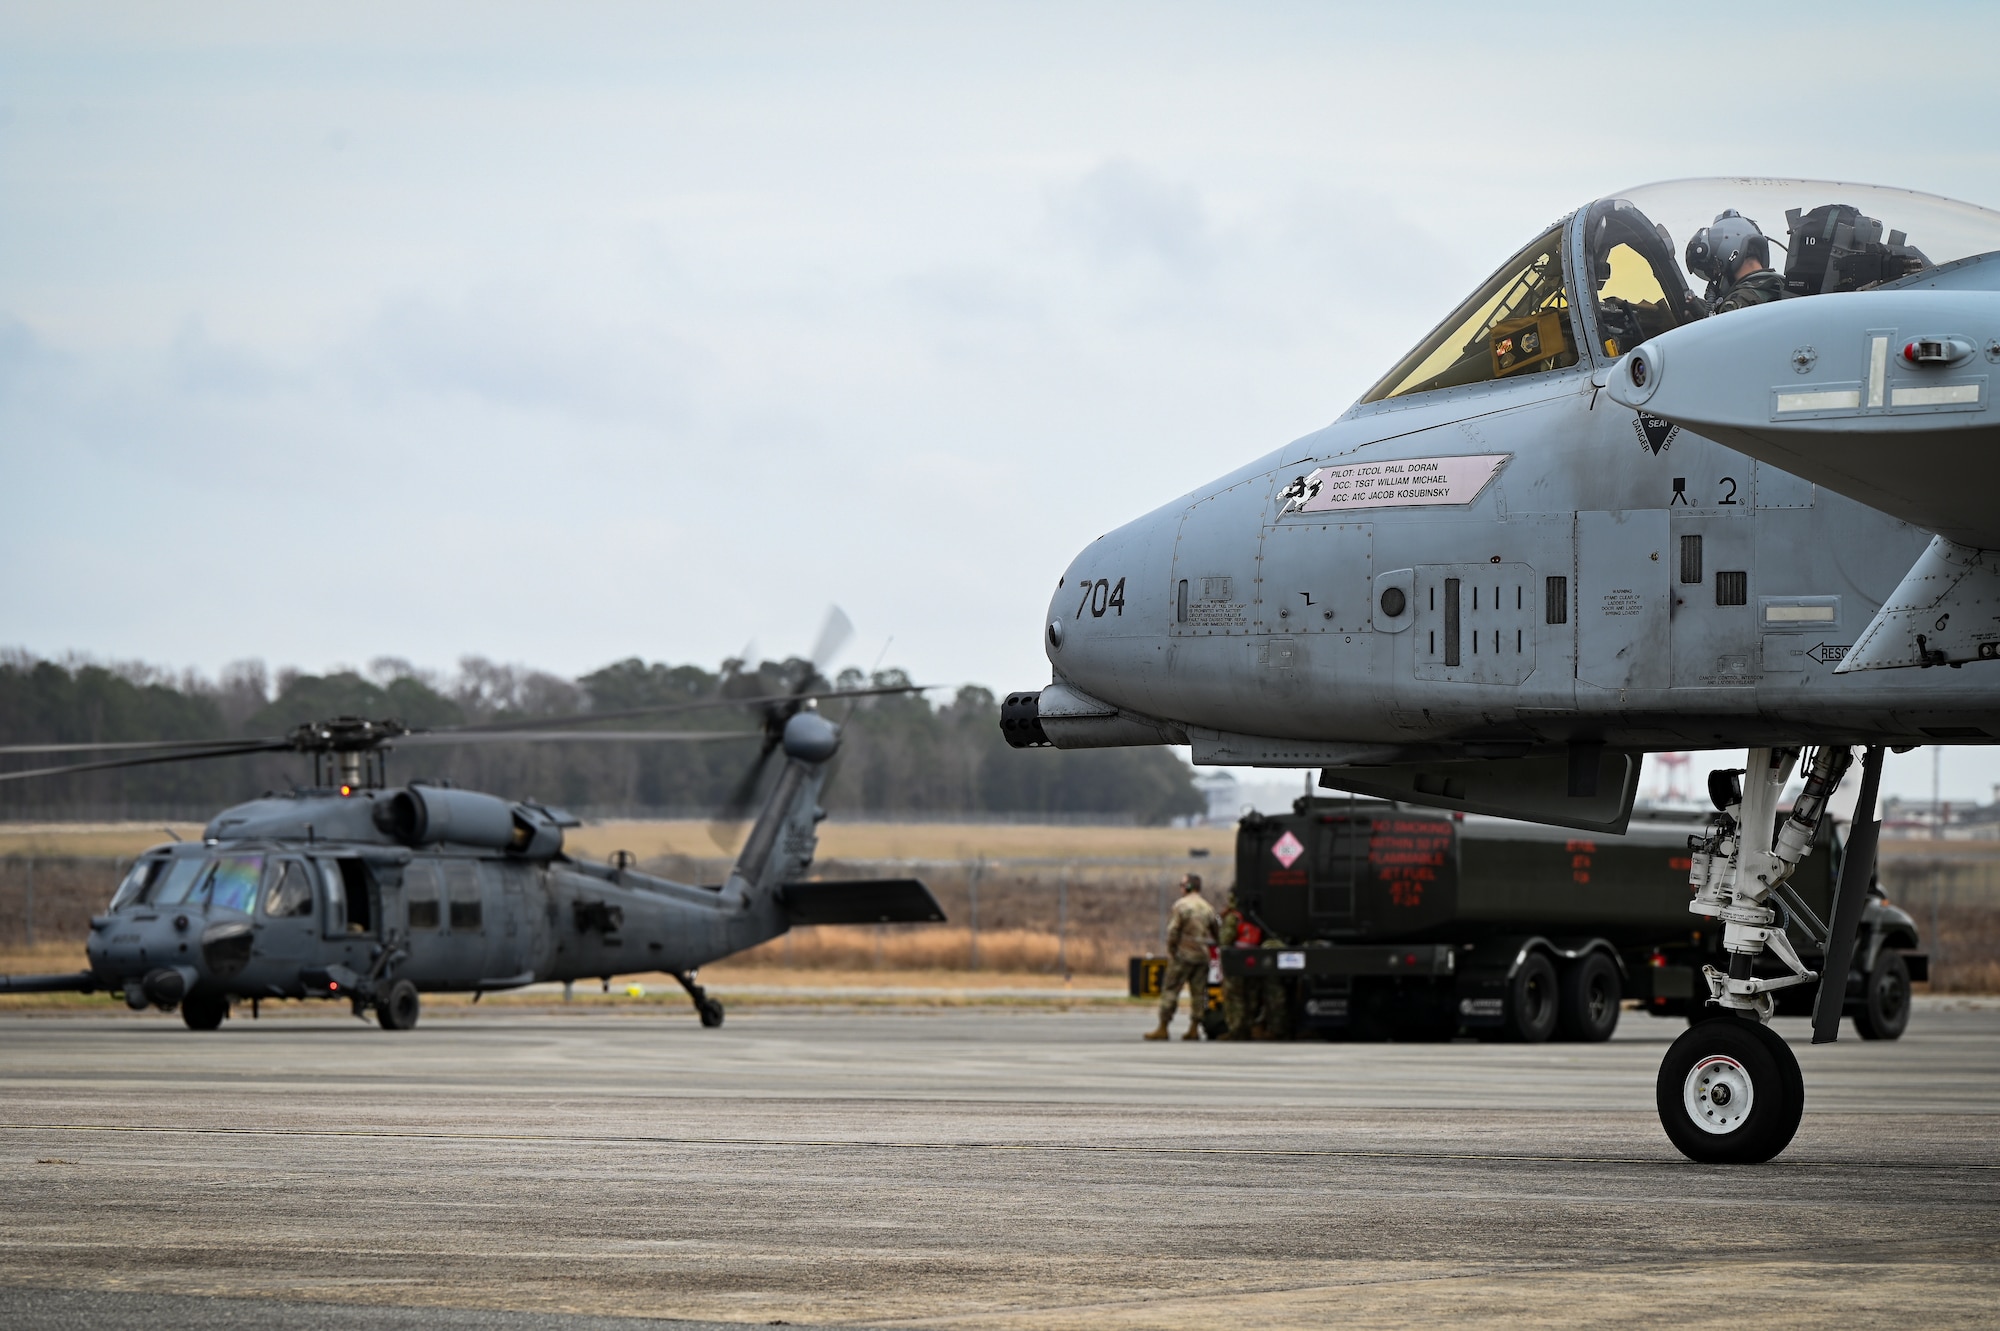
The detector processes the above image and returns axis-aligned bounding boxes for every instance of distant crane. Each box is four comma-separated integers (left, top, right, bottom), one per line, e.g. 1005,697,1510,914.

1651,752,1693,806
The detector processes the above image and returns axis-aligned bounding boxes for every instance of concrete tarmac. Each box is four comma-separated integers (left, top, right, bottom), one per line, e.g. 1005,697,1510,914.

2,1002,1997,1329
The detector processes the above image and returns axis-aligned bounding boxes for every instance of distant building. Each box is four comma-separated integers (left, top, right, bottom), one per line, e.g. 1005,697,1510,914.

1191,771,1241,824
1881,792,2000,840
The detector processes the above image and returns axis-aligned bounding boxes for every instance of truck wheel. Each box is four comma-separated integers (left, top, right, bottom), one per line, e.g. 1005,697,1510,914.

181,992,229,1031
1656,1016,1803,1163
1558,952,1622,1042
375,980,421,1031
1505,952,1559,1043
1852,950,1911,1041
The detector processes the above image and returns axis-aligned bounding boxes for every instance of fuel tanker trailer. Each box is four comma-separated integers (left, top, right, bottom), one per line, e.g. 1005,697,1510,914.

1133,796,1924,1043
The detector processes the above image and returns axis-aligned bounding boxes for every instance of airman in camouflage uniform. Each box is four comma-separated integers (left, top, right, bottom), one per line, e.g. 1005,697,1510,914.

1145,875,1219,1041
1688,209,1786,315
1251,936,1291,1039
1217,890,1263,1039
1712,265,1786,314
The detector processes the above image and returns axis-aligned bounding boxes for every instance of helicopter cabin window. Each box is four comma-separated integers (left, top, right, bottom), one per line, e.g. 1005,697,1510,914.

262,861,315,918
405,862,441,930
443,861,483,932
198,855,264,914
1360,224,1578,403
319,858,375,937
1584,199,1698,359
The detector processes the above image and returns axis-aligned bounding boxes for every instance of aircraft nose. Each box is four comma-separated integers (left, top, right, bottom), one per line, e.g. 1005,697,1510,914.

1037,507,1181,716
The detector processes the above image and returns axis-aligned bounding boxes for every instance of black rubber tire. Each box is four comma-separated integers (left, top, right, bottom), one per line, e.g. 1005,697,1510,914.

1852,950,1911,1041
1505,952,1560,1043
1656,1016,1804,1164
698,998,725,1029
181,992,229,1031
375,979,421,1031
1557,952,1622,1043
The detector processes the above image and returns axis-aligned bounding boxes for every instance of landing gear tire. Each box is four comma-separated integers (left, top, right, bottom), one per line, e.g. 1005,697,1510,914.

1852,950,1911,1041
1503,952,1560,1043
1656,1016,1804,1164
697,998,725,1029
375,979,421,1031
181,992,229,1031
1557,951,1622,1043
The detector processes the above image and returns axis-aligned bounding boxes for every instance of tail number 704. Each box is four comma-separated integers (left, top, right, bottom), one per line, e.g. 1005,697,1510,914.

1075,577,1127,618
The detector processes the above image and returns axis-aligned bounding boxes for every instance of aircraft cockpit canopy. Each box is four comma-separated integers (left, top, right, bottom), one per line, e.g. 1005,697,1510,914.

1362,222,1579,403
1362,178,2000,406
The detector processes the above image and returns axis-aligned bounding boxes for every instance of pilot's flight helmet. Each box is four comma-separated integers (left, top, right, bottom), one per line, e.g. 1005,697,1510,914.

1685,209,1771,284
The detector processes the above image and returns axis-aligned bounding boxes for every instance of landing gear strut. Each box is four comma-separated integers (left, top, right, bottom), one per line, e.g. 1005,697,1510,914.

673,970,725,1028
1660,744,1884,1163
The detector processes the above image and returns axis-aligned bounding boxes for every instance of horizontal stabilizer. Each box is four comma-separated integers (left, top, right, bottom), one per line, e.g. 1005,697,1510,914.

1318,749,1641,834
781,878,947,926
1604,286,2000,548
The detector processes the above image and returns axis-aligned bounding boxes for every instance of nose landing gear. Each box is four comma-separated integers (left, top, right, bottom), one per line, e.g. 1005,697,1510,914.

1659,744,1884,1163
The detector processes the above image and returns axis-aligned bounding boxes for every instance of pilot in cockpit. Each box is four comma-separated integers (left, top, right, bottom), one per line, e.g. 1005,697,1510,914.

1686,210,1786,314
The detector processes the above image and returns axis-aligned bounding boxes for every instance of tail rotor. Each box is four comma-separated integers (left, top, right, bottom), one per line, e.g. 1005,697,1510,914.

707,606,854,852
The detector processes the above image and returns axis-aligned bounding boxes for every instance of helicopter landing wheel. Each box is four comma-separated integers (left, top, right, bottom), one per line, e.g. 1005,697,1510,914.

698,998,725,1029
1656,1015,1803,1164
375,979,421,1031
181,992,229,1031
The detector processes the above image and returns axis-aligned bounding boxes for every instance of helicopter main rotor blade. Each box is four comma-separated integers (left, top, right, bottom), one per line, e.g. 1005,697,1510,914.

0,740,292,785
415,683,931,738
0,736,288,756
395,729,763,746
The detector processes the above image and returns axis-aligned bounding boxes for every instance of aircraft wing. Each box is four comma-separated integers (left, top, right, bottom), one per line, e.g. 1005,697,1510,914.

1605,279,2000,548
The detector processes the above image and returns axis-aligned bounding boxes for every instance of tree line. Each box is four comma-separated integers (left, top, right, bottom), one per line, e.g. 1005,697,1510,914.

0,652,1204,823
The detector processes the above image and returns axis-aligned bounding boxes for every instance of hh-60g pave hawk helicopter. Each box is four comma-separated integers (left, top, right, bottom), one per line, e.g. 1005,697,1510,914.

0,616,946,1031
1000,178,2000,1164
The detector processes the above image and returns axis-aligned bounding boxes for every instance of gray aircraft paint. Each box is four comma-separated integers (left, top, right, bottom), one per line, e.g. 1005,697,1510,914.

1018,180,2000,830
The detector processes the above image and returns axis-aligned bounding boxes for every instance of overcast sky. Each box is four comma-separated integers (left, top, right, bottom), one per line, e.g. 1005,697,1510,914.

4,2,1999,800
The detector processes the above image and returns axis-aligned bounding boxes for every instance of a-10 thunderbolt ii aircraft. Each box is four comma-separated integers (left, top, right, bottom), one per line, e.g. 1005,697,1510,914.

0,625,945,1031
1000,177,2000,1163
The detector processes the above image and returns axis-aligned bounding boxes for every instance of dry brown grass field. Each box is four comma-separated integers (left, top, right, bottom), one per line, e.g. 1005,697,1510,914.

0,819,1229,862
567,818,1234,864
7,820,2000,994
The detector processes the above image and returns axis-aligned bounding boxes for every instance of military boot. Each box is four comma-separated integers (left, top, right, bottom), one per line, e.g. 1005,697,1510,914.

1182,1019,1202,1040
1143,1019,1171,1041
